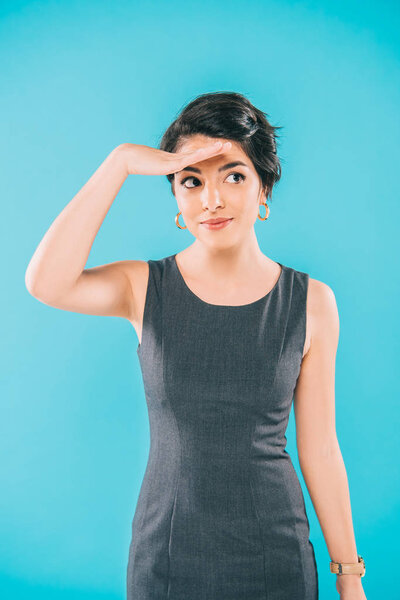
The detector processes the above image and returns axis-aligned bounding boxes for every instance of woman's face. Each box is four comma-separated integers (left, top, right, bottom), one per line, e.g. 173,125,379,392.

173,134,266,249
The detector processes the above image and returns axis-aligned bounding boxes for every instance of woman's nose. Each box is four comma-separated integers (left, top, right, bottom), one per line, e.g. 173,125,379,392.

201,185,222,210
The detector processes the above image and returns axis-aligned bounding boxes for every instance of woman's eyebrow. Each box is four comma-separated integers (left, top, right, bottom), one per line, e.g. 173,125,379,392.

177,161,249,175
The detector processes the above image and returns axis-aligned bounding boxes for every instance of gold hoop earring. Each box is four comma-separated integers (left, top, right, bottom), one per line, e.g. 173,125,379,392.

175,211,187,229
257,201,270,221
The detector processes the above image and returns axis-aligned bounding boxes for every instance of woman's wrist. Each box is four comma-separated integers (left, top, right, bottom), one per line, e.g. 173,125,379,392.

336,574,363,588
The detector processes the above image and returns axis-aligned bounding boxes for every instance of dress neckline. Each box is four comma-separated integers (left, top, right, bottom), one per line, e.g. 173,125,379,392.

171,253,285,309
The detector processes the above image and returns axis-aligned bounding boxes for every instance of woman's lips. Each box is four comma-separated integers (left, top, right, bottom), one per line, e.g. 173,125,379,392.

200,218,233,230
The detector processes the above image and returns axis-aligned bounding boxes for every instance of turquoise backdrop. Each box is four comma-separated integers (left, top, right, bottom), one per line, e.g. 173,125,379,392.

1,0,399,598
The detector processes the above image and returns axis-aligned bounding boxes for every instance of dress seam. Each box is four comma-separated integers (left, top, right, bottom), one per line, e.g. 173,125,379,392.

166,447,181,599
281,466,307,597
247,269,295,600
276,269,306,596
162,258,182,600
248,472,269,600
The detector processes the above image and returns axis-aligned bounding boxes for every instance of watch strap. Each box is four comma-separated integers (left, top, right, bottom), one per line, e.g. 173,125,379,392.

330,554,365,577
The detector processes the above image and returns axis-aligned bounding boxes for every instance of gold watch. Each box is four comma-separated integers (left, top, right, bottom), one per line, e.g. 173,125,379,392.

330,554,365,577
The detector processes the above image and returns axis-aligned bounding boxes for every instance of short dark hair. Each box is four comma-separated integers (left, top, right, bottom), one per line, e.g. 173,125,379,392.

159,91,283,201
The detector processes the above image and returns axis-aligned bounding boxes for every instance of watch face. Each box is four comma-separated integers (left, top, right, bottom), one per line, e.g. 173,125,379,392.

359,556,366,577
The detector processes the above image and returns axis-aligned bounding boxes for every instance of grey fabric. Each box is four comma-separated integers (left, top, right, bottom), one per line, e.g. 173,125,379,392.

127,253,318,599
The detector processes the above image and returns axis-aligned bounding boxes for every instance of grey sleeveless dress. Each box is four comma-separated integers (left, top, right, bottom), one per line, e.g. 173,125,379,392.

127,253,318,600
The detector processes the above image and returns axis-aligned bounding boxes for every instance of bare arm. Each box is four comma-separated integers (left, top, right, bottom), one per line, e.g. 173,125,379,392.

293,279,366,598
25,144,142,320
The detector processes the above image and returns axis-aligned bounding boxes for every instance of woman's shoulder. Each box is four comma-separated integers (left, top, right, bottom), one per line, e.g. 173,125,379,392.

305,271,339,338
283,262,337,320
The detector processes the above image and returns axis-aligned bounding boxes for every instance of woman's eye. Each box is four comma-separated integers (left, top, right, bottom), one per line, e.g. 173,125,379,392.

180,176,199,189
180,172,246,189
226,172,246,184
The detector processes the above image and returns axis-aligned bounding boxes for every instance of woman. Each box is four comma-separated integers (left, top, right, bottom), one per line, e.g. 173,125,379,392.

25,91,366,600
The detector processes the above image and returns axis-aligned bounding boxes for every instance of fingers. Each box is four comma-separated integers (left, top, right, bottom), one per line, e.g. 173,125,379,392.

168,140,232,176
179,141,231,156
178,141,232,164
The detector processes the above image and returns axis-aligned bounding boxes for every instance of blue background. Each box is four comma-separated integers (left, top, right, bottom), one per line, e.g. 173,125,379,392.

1,0,399,598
